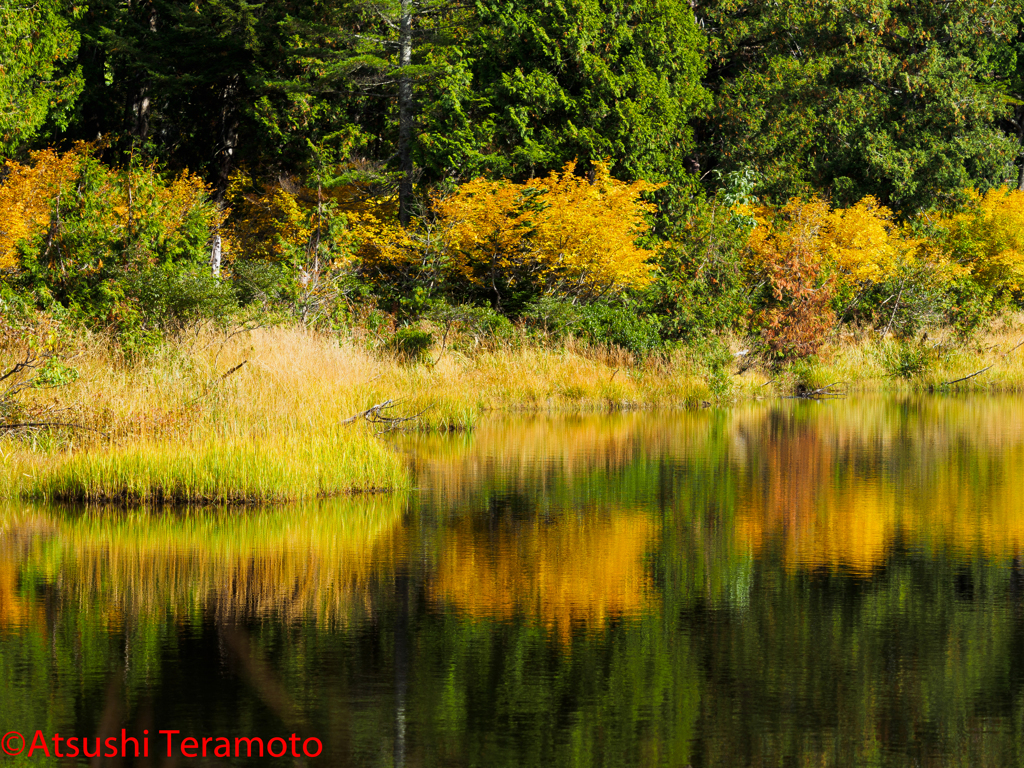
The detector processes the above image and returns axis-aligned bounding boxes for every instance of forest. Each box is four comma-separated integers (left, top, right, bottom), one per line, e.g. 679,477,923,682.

4,0,1024,373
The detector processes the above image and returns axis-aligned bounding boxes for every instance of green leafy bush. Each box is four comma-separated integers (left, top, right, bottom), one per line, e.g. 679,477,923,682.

386,328,433,363
522,296,664,357
877,338,936,379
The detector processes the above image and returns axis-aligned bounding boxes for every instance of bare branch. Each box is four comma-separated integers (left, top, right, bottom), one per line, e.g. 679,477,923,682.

938,338,1024,387
342,399,429,432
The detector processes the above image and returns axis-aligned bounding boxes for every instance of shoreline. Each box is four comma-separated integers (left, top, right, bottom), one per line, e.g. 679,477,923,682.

3,322,1024,503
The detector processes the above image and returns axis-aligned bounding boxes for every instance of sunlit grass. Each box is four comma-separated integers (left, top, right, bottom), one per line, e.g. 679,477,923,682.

782,321,1024,395
27,429,407,503
4,318,1024,505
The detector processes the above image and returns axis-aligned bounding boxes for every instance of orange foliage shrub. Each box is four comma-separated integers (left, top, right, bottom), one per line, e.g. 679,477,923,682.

746,198,836,359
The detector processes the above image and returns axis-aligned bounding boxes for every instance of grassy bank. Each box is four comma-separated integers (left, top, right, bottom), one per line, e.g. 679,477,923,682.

3,320,1024,503
27,430,407,504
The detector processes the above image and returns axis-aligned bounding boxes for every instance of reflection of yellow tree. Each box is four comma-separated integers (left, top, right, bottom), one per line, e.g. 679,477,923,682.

730,398,1024,572
0,562,34,628
0,497,407,629
431,510,659,643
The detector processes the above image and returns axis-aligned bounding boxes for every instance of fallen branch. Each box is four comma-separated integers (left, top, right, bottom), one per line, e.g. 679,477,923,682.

938,338,1024,388
220,360,248,380
342,399,429,432
184,360,248,407
0,421,109,437
0,349,38,384
787,381,845,400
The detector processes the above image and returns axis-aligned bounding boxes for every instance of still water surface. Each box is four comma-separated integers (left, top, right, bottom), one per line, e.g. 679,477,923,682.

3,396,1024,766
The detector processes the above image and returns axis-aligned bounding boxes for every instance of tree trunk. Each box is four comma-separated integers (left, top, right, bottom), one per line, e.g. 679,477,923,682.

216,75,241,200
133,86,151,140
397,0,414,226
209,233,222,277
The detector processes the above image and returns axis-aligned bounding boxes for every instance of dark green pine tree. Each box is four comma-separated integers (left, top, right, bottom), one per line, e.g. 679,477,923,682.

0,0,83,159
60,0,297,191
418,0,711,187
699,0,1021,212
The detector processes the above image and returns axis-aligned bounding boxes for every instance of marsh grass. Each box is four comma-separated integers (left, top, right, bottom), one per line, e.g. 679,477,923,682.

775,322,1024,395
28,429,407,503
5,320,1024,503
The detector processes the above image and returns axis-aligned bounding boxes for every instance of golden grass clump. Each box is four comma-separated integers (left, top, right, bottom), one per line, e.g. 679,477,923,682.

27,429,408,503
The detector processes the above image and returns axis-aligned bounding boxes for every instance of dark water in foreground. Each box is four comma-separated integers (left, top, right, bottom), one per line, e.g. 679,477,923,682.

4,396,1024,766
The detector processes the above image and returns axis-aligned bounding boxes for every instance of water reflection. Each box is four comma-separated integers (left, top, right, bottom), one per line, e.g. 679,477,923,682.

431,509,658,642
2,397,1024,765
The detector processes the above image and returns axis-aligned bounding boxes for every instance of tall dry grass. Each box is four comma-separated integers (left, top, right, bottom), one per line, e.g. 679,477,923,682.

4,318,1024,502
0,325,712,502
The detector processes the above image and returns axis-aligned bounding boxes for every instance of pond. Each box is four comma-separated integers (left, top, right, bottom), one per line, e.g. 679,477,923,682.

3,396,1024,766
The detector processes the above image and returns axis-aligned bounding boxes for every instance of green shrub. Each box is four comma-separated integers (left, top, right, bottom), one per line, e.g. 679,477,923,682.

877,338,935,379
522,296,664,357
14,148,228,346
129,262,236,333
386,328,433,362
426,301,516,351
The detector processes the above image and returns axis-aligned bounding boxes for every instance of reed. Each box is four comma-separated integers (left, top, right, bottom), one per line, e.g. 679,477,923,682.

28,429,407,504
5,319,1024,504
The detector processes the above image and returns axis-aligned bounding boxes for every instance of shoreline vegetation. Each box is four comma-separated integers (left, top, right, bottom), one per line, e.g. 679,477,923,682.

7,0,1024,503
3,321,1024,505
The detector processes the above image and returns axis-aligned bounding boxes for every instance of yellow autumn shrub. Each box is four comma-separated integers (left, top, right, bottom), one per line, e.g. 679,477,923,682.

823,196,913,283
436,160,662,298
928,187,1024,294
222,171,311,262
348,161,662,301
0,148,79,269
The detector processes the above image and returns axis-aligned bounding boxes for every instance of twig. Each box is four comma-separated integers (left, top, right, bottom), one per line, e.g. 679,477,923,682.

341,400,394,425
183,360,248,407
804,381,844,397
938,339,1024,387
0,422,109,437
882,279,905,338
220,360,248,380
341,399,430,432
0,349,38,384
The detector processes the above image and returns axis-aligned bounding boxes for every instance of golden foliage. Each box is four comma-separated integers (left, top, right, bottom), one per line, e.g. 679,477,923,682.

745,189,1024,300
351,160,662,299
222,171,312,262
437,160,661,296
927,187,1024,293
0,148,79,269
746,195,917,288
823,195,912,283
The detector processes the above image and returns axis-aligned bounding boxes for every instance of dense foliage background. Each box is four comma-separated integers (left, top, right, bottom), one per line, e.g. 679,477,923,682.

4,0,1024,363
